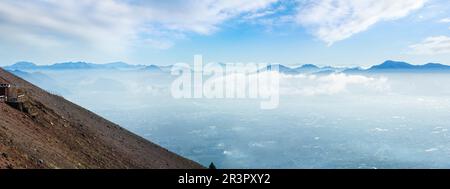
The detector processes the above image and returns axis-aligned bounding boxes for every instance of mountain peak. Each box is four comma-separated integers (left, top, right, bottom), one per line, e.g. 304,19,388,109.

370,60,414,69
50,61,95,69
368,60,450,72
5,61,38,70
368,60,417,70
422,62,447,68
143,65,164,72
13,61,36,66
299,64,319,69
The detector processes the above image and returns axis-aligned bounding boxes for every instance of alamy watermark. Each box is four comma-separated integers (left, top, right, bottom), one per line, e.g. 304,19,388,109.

170,55,280,109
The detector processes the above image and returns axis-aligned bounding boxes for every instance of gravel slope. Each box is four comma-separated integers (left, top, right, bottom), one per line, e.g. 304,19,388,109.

0,68,203,169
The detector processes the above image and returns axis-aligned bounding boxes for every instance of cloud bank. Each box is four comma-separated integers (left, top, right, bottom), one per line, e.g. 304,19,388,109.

410,36,450,55
280,73,390,96
0,0,435,61
0,0,278,52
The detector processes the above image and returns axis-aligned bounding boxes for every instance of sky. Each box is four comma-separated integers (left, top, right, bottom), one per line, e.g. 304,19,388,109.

0,0,449,67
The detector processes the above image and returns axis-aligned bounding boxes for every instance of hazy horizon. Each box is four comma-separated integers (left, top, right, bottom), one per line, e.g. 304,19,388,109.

10,67,450,168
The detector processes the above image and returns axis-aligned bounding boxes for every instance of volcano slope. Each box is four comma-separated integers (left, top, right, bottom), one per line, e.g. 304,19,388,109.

0,68,202,169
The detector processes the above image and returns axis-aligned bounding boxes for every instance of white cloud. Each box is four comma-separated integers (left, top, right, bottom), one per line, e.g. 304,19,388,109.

296,0,427,45
280,73,389,96
0,0,278,53
409,35,450,55
209,71,390,97
0,0,139,53
134,0,279,35
439,18,450,23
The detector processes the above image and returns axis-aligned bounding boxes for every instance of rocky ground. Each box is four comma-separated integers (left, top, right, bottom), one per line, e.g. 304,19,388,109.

0,68,203,169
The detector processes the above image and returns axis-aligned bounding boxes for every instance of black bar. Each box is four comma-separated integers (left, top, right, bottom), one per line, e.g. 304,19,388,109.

0,169,448,187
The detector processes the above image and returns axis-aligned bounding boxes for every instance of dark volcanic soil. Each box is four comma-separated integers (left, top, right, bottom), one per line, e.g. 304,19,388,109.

0,68,203,169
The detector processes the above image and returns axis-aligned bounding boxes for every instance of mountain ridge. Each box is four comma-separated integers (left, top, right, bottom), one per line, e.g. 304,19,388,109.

3,60,450,74
4,61,145,70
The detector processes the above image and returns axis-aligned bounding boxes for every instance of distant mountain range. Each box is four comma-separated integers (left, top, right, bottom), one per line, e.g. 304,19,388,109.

3,60,450,74
7,70,70,95
270,60,450,74
367,60,450,72
3,61,146,70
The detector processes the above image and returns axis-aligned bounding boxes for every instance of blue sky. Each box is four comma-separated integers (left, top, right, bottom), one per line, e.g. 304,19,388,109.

0,0,449,67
